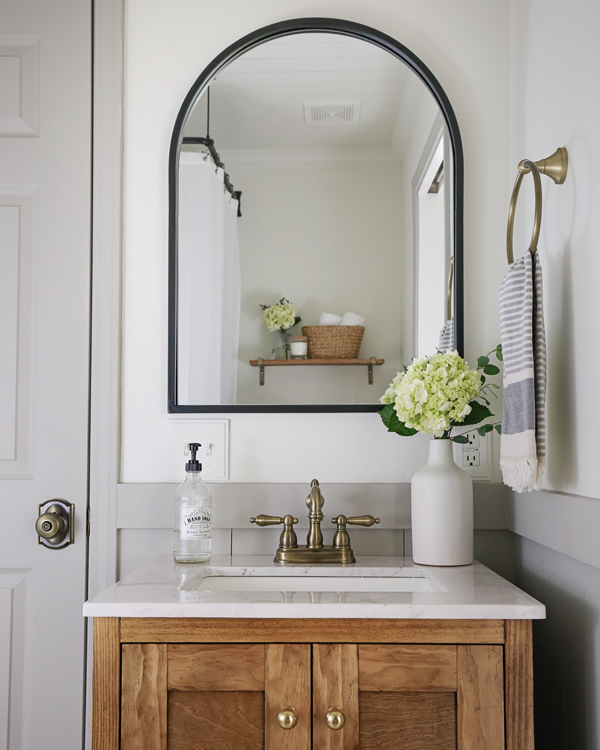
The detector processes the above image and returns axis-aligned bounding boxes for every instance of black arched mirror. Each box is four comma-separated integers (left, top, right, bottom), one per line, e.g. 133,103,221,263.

168,18,463,413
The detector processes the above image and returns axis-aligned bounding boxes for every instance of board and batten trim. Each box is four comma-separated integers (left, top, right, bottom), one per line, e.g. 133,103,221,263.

116,482,507,530
508,488,600,572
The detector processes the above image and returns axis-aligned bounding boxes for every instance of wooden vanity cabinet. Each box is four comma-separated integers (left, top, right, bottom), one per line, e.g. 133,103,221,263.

93,618,533,750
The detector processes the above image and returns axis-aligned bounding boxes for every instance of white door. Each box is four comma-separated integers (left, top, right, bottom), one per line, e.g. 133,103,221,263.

0,0,91,747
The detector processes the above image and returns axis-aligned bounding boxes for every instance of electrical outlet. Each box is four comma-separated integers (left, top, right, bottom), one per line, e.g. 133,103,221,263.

168,419,229,481
453,430,491,481
466,431,480,448
463,449,480,467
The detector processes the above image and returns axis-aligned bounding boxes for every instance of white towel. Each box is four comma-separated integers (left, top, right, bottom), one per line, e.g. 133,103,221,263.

318,312,342,326
499,251,546,492
340,312,365,326
437,318,455,352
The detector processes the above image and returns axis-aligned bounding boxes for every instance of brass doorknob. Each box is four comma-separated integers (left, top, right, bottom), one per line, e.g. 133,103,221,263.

277,706,298,730
35,512,66,540
326,707,345,730
35,500,75,549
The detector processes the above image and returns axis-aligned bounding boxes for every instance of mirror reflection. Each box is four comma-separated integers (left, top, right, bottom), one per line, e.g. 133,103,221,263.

176,33,455,406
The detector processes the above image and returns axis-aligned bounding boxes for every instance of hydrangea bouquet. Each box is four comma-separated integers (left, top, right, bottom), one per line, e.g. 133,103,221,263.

379,347,502,442
260,297,301,333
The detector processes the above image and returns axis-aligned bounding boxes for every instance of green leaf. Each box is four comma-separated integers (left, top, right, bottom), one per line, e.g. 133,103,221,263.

483,364,500,375
495,424,502,434
477,356,489,368
452,435,469,444
496,345,503,361
480,375,486,385
378,405,418,436
451,400,494,427
478,424,494,436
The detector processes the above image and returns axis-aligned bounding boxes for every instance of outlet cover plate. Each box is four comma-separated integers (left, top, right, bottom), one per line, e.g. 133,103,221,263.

453,431,491,481
168,419,229,481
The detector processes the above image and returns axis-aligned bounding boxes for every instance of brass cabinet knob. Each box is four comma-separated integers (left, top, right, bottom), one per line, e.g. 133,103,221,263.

277,706,298,730
35,512,66,540
325,707,346,730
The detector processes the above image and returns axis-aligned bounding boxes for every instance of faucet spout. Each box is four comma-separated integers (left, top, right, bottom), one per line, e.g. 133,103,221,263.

306,479,324,549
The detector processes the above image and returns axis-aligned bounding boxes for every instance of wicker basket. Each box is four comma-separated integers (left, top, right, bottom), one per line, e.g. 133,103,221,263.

301,326,365,359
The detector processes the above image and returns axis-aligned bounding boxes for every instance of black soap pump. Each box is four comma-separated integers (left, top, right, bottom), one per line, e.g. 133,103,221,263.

173,442,212,563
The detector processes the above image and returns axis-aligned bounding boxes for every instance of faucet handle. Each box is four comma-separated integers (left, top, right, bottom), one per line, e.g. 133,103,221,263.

347,515,380,527
250,514,299,552
250,514,299,527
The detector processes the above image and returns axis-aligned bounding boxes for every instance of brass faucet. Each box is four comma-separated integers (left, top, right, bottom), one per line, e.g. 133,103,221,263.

250,479,380,564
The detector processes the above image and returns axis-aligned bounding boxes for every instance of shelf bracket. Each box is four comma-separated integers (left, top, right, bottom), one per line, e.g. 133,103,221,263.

258,358,265,386
368,357,377,385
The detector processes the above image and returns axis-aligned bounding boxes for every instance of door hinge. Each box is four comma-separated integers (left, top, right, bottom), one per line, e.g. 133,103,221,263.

86,507,91,536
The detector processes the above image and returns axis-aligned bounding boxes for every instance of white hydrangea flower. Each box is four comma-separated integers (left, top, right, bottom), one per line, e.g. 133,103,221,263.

263,303,297,332
380,351,482,437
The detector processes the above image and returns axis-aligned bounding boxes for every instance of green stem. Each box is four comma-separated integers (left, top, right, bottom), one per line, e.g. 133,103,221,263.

452,421,502,439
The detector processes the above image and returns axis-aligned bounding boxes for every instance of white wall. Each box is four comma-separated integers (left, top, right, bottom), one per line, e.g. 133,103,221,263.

509,0,600,744
232,158,406,405
121,0,511,482
511,0,600,500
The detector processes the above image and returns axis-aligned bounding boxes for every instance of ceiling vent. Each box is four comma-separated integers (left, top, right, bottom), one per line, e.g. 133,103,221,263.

304,100,361,124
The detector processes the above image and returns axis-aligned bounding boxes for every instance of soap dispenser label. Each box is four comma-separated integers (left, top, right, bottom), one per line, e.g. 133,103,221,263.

180,507,212,540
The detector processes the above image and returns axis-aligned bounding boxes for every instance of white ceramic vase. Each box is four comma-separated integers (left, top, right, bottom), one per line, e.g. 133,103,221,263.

411,438,473,566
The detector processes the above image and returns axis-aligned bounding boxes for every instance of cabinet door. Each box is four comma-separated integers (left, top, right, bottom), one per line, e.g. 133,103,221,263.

313,644,505,750
121,643,311,750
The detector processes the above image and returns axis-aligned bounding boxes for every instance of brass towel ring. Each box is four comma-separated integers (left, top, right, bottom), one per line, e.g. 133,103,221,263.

506,147,568,264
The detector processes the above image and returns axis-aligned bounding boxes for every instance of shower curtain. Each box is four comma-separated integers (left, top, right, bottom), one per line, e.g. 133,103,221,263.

178,151,241,404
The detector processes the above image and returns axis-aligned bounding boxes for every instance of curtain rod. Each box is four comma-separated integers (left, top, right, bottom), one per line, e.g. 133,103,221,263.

182,136,242,217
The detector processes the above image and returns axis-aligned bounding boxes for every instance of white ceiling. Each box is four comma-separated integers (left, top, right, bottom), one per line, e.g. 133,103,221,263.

183,33,433,154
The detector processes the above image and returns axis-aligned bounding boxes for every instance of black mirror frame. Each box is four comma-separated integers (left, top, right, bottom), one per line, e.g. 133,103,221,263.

168,17,464,413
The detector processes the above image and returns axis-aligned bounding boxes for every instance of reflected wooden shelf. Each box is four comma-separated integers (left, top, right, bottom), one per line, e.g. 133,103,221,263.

249,357,384,386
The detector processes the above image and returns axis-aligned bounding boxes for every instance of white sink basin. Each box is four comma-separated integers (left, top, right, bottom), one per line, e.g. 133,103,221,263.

196,575,437,593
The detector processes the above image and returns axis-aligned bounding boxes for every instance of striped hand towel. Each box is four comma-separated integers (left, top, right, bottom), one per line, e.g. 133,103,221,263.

499,251,546,492
437,318,455,352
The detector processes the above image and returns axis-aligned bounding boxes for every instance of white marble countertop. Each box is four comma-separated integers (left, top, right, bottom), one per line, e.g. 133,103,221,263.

83,556,545,619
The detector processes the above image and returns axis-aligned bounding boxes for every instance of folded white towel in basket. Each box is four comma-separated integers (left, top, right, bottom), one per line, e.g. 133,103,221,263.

318,312,342,326
340,312,365,327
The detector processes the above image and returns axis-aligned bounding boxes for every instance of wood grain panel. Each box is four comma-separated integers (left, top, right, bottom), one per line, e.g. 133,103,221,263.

359,645,457,692
168,644,265,691
121,618,505,644
313,644,359,750
167,691,264,750
92,618,120,750
122,643,167,750
359,692,456,750
505,620,534,750
457,645,504,750
265,644,311,750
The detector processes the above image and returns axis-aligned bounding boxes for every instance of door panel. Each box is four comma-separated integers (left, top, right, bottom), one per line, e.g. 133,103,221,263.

313,644,360,750
265,644,311,750
121,644,167,750
359,692,456,750
0,0,91,746
457,645,505,750
168,691,264,750
359,644,457,692
125,643,311,750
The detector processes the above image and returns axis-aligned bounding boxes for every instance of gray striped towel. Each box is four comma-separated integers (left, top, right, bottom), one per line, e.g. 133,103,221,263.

437,318,455,352
499,251,546,492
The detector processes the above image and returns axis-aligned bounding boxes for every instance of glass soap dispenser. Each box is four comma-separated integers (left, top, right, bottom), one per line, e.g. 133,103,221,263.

173,442,212,563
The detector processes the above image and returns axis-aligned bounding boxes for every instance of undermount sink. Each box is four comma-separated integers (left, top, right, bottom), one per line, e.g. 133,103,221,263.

194,572,439,594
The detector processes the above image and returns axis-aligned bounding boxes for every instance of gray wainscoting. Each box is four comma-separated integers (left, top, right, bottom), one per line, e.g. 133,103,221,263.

117,482,509,579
